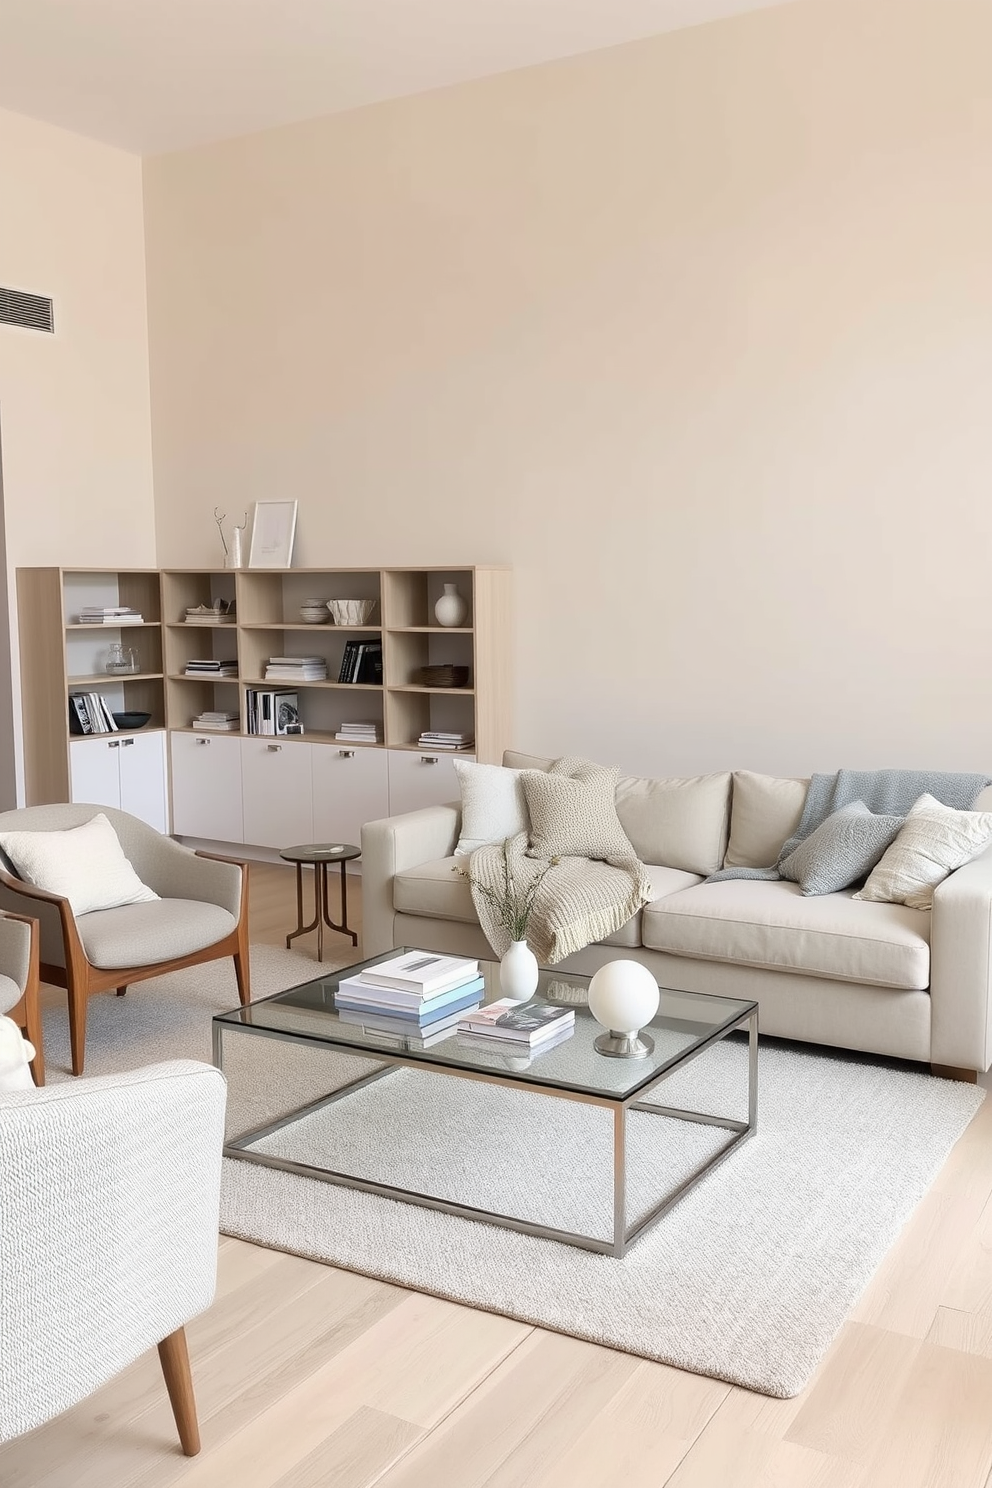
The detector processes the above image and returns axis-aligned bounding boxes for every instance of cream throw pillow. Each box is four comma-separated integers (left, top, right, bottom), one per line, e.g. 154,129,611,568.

0,813,159,917
453,760,534,857
523,761,638,860
853,793,992,910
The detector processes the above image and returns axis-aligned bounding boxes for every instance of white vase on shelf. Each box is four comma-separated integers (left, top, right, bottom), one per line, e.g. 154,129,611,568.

499,940,539,1002
224,527,243,570
434,583,468,627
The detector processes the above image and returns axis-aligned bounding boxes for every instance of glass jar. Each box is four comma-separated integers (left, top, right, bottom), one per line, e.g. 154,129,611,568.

105,643,138,674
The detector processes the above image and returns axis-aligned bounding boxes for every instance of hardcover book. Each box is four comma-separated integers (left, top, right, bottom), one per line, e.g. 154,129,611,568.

457,1000,575,1044
358,952,480,996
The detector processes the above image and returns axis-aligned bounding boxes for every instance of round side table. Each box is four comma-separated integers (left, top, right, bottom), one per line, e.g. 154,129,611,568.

280,843,361,962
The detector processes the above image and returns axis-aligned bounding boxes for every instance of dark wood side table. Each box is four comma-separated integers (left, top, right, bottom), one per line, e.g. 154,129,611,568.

279,843,360,961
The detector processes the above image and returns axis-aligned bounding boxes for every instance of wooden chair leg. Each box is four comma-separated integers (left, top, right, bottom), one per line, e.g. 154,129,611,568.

157,1326,201,1457
18,986,45,1088
233,906,251,1006
67,984,88,1077
116,985,128,997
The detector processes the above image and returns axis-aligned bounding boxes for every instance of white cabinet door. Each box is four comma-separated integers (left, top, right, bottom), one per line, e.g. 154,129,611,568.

241,738,313,849
386,749,473,817
311,744,389,853
170,732,245,842
118,731,169,834
69,737,123,813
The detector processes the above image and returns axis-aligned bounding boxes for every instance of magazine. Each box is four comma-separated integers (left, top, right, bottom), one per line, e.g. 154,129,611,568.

457,1000,575,1044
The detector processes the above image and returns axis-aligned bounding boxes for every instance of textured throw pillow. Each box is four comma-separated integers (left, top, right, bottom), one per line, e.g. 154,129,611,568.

854,793,992,910
0,813,159,917
523,761,638,860
453,760,534,857
778,802,904,896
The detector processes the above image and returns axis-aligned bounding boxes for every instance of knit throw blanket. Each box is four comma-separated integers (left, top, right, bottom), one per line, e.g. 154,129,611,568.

468,831,651,965
709,768,992,882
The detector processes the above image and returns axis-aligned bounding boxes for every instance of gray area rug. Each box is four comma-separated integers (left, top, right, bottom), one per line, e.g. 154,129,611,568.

44,945,985,1397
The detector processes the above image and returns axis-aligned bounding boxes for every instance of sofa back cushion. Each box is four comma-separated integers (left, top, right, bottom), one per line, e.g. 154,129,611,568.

615,772,731,876
501,752,730,875
725,771,809,869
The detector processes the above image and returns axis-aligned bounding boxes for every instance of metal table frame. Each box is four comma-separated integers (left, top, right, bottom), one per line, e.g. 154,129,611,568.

214,1004,758,1258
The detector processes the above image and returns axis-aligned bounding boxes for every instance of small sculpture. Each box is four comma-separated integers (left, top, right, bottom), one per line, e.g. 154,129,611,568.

214,507,248,569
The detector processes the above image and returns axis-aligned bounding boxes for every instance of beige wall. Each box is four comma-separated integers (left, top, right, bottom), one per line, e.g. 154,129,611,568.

0,106,155,798
144,0,992,778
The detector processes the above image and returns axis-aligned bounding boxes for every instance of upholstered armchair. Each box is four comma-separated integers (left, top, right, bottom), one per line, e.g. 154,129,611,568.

0,1059,225,1456
0,804,250,1075
0,910,43,1085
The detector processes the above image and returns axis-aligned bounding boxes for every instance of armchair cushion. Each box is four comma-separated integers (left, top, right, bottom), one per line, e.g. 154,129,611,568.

0,813,158,917
76,900,238,970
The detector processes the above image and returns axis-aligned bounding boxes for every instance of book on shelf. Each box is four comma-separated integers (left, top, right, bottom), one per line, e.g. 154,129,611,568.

337,638,383,684
69,691,118,735
457,1000,575,1045
335,981,485,1027
417,735,475,751
76,611,144,625
192,711,239,732
335,721,382,742
420,731,474,742
244,689,301,736
77,606,138,617
358,952,480,997
335,976,486,1018
184,660,238,676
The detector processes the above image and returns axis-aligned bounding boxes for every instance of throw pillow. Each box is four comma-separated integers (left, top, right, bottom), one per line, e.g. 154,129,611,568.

453,760,534,857
0,813,159,917
724,772,810,869
0,1014,35,1091
615,772,732,876
778,802,905,896
854,793,992,910
523,761,638,861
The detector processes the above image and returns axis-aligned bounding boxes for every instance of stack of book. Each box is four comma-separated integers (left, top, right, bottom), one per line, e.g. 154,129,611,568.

417,730,475,751
185,603,235,625
338,639,383,684
264,656,328,682
192,710,239,733
68,692,118,734
184,658,238,678
245,688,300,735
76,606,143,625
335,952,484,1039
334,721,382,744
457,999,575,1050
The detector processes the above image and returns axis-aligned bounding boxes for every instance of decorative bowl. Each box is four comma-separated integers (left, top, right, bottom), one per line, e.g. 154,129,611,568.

112,711,152,731
327,598,377,626
299,605,329,624
418,665,470,688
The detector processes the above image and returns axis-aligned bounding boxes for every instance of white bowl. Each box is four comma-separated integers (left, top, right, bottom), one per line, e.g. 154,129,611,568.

327,598,377,625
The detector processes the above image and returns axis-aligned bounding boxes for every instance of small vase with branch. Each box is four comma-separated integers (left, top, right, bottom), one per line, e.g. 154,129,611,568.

457,839,559,1001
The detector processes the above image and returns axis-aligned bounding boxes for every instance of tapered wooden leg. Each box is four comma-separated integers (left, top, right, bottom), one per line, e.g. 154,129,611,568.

67,985,88,1077
17,985,45,1088
157,1327,200,1456
116,985,128,996
932,1063,979,1083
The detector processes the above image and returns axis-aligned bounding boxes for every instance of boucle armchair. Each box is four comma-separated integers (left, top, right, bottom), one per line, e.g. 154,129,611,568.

0,911,43,1085
0,1059,226,1455
0,804,250,1076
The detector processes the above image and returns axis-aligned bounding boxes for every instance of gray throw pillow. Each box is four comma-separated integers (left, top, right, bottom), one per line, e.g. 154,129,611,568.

778,801,904,896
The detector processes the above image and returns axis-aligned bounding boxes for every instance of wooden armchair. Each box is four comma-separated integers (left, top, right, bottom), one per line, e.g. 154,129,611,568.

0,804,249,1076
0,910,43,1085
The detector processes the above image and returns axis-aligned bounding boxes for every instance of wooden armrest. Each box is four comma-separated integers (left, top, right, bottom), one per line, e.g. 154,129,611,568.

194,851,251,871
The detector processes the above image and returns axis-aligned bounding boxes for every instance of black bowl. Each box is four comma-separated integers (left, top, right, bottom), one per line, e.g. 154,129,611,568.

112,711,152,730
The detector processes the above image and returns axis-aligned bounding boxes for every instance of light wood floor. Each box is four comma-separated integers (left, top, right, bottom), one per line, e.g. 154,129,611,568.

5,859,992,1487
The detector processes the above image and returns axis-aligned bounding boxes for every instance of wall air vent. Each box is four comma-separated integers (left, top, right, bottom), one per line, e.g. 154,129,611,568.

0,287,54,333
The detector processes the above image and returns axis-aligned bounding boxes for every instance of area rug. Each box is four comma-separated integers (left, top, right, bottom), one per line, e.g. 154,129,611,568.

43,946,985,1397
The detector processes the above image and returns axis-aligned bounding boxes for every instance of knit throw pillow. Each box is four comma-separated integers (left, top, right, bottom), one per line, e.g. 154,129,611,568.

523,759,638,861
778,801,904,896
854,793,992,910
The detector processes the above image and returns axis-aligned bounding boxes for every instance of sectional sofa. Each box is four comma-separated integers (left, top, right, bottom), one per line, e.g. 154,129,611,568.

361,752,992,1079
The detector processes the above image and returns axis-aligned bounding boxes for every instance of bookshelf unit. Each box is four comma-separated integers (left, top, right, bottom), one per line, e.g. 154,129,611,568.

17,564,511,847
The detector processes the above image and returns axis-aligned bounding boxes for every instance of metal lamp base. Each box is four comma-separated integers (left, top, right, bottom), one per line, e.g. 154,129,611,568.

594,1029,655,1059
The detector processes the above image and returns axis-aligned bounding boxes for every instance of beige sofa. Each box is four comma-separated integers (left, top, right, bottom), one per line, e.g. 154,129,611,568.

361,752,992,1078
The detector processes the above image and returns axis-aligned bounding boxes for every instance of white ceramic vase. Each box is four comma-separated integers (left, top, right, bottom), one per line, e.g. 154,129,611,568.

434,583,468,627
500,940,539,1002
225,527,243,570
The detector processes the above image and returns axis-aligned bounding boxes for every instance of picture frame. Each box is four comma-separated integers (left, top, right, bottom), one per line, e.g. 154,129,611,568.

248,500,298,569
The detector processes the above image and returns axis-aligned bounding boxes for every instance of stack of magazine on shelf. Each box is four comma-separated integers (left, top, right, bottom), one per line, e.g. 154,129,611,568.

76,606,144,625
68,692,119,734
334,952,484,1043
457,999,575,1050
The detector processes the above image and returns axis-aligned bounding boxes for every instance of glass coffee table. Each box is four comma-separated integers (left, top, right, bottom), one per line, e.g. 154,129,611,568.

213,951,757,1257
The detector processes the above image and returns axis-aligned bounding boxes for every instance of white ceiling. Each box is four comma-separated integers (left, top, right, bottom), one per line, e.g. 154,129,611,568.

0,0,800,157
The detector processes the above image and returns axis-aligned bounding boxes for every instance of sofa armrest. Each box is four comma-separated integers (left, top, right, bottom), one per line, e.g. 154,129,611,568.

929,844,992,1071
360,804,461,957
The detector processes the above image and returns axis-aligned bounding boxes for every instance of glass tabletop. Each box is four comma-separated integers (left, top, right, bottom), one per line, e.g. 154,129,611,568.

215,949,756,1102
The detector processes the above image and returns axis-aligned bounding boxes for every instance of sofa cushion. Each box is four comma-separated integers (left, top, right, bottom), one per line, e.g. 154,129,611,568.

643,879,930,989
724,772,809,869
393,857,701,946
778,802,904,896
615,772,731,877
854,793,992,910
503,750,554,772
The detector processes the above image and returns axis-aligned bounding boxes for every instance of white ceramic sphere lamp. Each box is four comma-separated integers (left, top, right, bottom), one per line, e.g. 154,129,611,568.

587,960,660,1059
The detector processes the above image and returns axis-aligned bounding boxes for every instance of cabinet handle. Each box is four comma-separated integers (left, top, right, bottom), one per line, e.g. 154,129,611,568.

338,749,356,759
421,755,439,765
267,744,282,752
196,737,211,746
108,740,120,749
121,738,134,747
